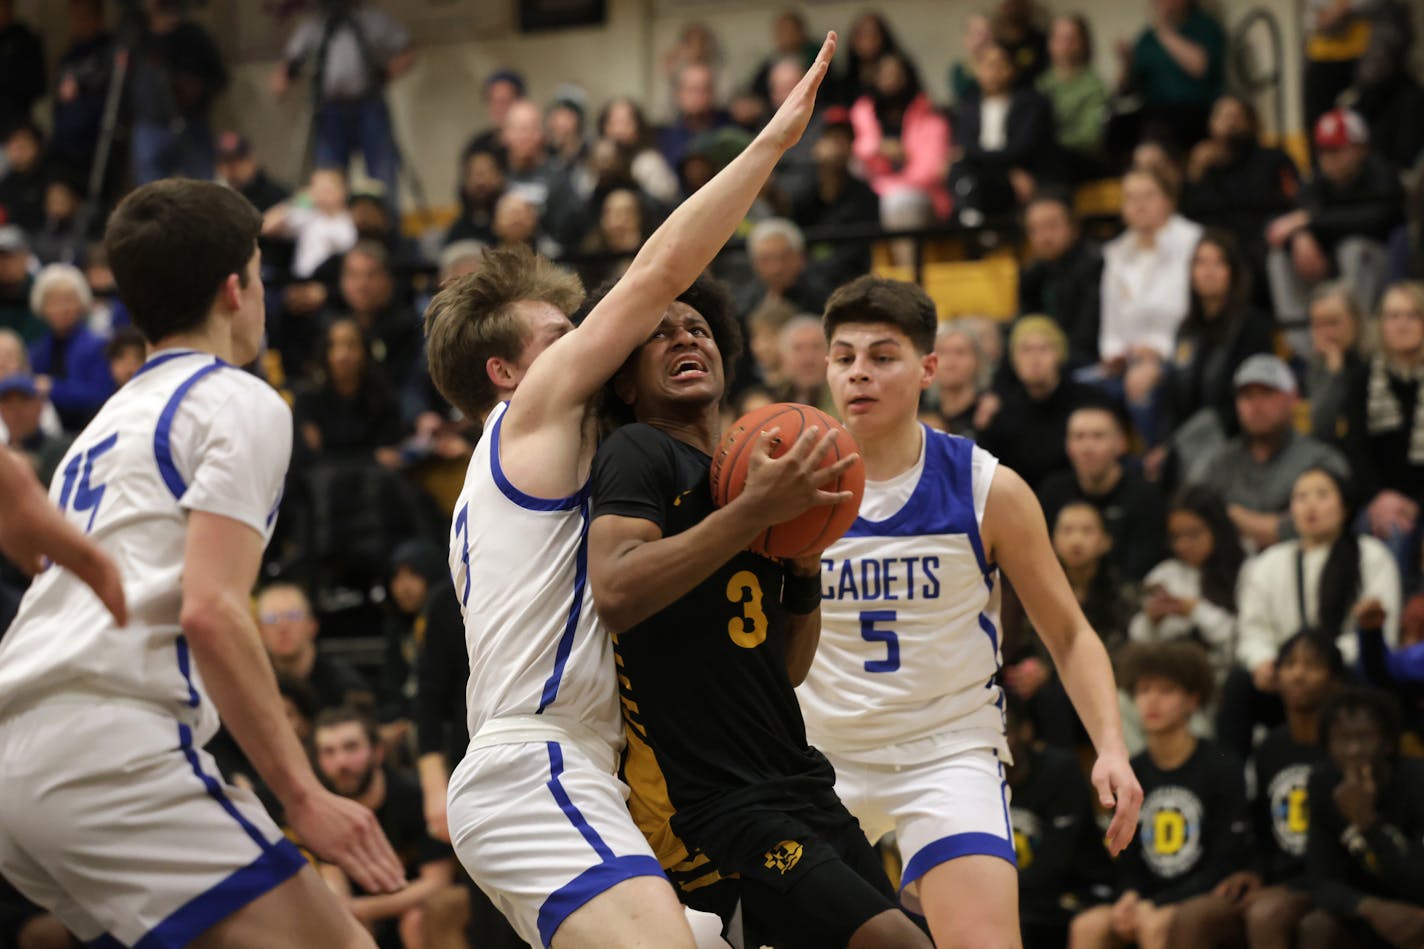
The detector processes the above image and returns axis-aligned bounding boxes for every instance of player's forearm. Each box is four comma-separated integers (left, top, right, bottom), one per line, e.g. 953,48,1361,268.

182,594,323,809
783,609,821,686
349,878,434,922
592,505,765,635
417,752,449,803
627,136,783,296
1044,625,1128,757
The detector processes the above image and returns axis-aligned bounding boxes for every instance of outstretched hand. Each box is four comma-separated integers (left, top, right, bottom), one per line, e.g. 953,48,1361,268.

0,449,127,626
740,425,859,525
1093,749,1143,856
761,32,838,153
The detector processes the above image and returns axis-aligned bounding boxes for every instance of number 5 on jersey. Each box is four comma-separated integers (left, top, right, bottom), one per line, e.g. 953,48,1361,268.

57,433,119,533
860,610,899,673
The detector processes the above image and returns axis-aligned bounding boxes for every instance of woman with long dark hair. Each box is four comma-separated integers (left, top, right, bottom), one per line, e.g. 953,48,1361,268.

1217,466,1402,756
837,11,902,104
1129,485,1246,681
1160,230,1275,455
293,317,407,469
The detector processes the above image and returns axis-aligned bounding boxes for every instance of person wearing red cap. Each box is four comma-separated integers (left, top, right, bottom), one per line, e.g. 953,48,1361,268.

1264,108,1403,351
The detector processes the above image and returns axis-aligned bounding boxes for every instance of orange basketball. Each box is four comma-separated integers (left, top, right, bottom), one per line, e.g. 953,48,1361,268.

710,403,866,559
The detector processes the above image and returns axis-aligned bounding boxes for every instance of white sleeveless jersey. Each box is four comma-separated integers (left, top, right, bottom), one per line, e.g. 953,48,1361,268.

0,350,291,745
448,401,622,752
798,427,1008,764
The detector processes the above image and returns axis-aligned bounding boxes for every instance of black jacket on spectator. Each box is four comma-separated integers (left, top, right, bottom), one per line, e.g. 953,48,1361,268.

1354,72,1424,172
953,86,1057,178
293,378,406,464
1118,739,1249,904
1183,144,1299,260
1306,759,1424,915
1308,350,1366,448
0,165,44,233
416,581,469,769
790,175,880,289
1249,725,1322,886
130,21,227,124
980,378,1110,494
358,766,452,899
1017,241,1104,369
0,19,45,131
1343,357,1424,505
1164,306,1276,438
51,32,114,177
307,650,375,713
949,87,1058,215
1011,743,1114,928
1299,153,1406,251
1038,466,1167,582
734,270,834,325
237,170,290,214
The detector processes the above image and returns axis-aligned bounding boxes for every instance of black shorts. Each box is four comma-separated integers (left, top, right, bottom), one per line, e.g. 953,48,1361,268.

682,801,901,949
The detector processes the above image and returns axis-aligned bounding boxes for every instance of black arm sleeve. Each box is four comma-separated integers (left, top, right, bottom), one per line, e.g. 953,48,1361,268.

590,424,678,529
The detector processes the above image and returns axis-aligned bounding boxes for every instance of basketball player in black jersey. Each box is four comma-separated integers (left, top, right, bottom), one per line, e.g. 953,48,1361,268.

585,276,930,949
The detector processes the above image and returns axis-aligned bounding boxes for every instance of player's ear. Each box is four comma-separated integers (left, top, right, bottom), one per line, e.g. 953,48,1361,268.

486,355,515,392
920,350,938,390
219,272,243,312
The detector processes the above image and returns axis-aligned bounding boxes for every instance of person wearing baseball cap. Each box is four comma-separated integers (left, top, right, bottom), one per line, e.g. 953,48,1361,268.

1185,353,1351,551
215,131,290,212
0,372,72,487
1264,108,1402,345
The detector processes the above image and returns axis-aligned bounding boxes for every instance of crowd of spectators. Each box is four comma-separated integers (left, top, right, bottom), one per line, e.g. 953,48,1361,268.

2,0,1424,947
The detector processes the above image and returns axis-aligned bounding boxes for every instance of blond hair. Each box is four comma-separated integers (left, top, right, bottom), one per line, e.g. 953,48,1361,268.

423,244,584,420
1009,314,1068,365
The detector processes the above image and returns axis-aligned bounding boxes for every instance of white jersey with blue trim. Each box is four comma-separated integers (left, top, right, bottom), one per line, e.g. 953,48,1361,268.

0,350,291,744
448,401,623,753
797,426,1009,764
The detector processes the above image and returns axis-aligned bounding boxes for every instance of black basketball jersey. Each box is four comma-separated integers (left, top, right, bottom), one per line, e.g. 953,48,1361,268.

591,423,838,879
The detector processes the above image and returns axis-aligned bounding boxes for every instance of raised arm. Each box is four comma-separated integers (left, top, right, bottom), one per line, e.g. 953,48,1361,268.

983,466,1142,855
504,33,837,437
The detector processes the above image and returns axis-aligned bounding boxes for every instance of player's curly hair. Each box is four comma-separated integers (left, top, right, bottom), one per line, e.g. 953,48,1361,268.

586,271,742,428
1118,639,1215,706
423,244,585,421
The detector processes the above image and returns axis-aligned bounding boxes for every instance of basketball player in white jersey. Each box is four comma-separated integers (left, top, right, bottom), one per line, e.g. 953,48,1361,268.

0,179,404,949
420,34,837,949
0,448,125,625
798,276,1144,948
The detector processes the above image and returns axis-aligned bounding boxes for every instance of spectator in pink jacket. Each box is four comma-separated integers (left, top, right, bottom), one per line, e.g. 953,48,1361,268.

850,49,952,259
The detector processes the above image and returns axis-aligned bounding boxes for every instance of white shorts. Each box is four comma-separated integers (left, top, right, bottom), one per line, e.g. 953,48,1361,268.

447,732,668,948
0,699,306,947
827,745,1016,915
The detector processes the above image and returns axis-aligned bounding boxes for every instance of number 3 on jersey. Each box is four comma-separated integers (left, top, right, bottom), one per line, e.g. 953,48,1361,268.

726,570,767,648
860,610,900,673
57,433,118,533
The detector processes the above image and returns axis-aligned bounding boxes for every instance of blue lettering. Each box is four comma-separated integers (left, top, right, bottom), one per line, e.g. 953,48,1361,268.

821,558,836,599
837,560,858,600
882,558,900,600
860,559,882,600
903,558,917,600
922,556,941,599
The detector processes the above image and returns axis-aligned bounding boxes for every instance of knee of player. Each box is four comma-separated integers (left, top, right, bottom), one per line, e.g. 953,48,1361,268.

1296,909,1346,949
1067,906,1112,947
